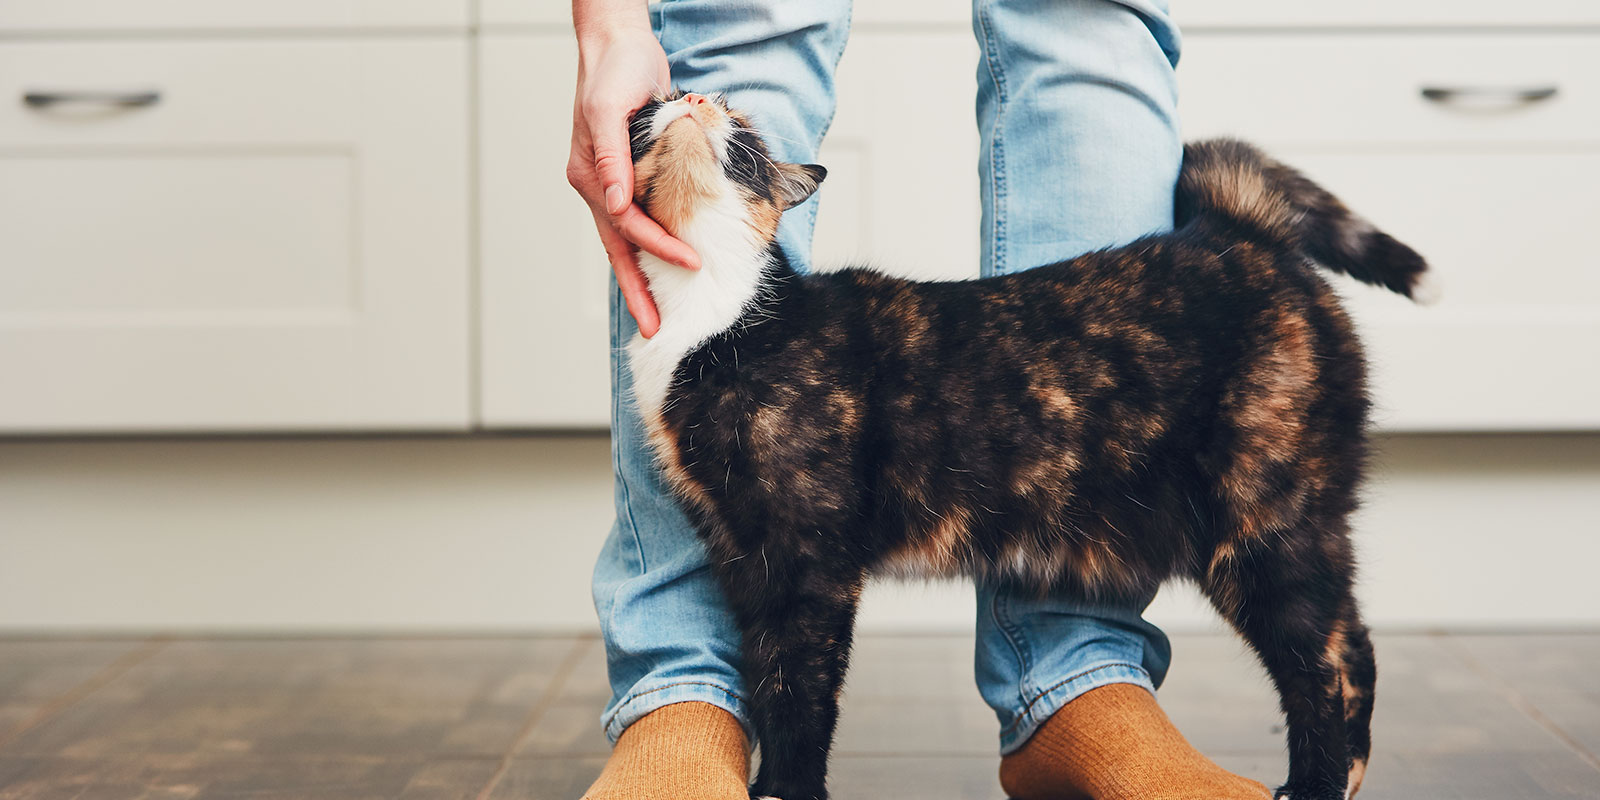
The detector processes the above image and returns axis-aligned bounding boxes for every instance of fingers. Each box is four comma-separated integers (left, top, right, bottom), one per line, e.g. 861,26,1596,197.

612,204,700,270
617,258,661,340
582,106,699,269
590,121,633,216
568,112,700,271
593,212,661,339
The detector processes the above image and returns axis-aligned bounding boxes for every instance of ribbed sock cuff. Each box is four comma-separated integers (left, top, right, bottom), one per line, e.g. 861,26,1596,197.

603,679,753,746
997,661,1154,755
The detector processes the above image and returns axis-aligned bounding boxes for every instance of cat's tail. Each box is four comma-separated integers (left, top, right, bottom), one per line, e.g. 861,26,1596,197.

1175,138,1436,303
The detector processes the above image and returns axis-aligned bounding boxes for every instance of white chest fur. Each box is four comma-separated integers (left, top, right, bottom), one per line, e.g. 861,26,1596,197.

626,187,770,424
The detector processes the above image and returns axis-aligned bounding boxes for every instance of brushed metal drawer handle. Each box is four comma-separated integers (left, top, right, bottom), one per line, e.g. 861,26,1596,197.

22,90,162,108
1421,85,1558,104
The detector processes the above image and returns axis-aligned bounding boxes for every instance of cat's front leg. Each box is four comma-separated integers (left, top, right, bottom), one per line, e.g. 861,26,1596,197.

717,552,864,800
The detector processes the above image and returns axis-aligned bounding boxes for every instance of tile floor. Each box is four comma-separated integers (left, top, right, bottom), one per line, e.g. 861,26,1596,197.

0,632,1596,798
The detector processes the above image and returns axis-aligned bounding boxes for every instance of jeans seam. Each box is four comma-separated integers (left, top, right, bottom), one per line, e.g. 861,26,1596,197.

797,1,853,268
975,0,1008,276
990,590,1032,717
602,680,747,731
610,285,649,575
998,661,1149,737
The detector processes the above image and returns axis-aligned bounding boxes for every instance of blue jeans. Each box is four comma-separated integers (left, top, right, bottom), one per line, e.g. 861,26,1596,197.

594,0,1183,755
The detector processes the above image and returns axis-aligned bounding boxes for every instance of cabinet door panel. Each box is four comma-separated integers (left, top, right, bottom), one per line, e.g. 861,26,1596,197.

476,30,979,427
1292,152,1600,430
1182,35,1600,429
1179,36,1599,146
0,40,470,432
0,1,468,32
479,0,1600,28
1173,1,1600,28
814,31,981,280
477,33,612,428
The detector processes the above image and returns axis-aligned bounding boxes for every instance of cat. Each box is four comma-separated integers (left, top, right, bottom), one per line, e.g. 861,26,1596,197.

623,89,1432,800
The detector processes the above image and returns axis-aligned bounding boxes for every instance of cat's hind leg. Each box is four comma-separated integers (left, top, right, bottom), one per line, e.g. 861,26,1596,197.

1335,616,1376,797
1199,516,1361,800
714,546,864,800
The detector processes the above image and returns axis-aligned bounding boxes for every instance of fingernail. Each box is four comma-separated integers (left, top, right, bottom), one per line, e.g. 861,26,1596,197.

605,184,625,215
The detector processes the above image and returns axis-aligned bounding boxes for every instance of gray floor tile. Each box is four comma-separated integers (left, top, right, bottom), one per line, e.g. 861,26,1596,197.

1209,752,1290,792
0,639,150,742
1166,633,1593,757
490,757,604,800
1448,634,1600,695
829,755,1002,800
1213,749,1600,800
549,641,611,706
1515,691,1600,759
843,635,976,698
0,755,500,800
4,633,1598,799
1370,635,1581,755
832,691,997,755
1159,634,1285,755
521,701,611,757
1356,750,1600,799
4,638,580,759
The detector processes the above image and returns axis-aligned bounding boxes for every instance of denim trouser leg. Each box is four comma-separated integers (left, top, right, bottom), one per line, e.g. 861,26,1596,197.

972,0,1184,754
593,0,852,744
595,0,1184,756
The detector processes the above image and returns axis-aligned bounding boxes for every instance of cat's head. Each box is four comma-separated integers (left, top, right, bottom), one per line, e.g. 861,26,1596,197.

629,91,826,245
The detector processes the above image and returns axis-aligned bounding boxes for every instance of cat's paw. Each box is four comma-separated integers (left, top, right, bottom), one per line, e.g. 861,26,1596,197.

1273,782,1346,800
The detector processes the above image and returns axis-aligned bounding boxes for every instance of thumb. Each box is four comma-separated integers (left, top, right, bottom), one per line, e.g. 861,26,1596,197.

592,120,633,216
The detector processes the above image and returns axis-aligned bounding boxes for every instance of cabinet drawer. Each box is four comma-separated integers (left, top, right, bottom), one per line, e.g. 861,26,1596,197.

1174,1,1600,28
482,0,1600,28
1182,35,1600,429
1180,36,1598,145
474,29,981,428
0,1,468,33
477,33,612,428
0,40,471,432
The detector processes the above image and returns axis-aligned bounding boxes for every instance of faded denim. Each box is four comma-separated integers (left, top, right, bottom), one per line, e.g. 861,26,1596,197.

593,0,1183,754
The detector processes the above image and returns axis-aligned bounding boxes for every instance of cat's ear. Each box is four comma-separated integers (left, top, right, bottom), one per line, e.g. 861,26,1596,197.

775,163,827,210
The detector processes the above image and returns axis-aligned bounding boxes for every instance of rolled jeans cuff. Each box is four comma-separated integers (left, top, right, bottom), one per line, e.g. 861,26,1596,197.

996,661,1155,755
602,678,754,746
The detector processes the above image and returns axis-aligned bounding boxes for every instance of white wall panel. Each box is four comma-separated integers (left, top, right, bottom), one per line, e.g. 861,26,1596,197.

477,33,613,428
476,29,981,427
0,39,472,432
1180,35,1600,429
0,435,1595,632
480,0,1600,29
0,1,470,32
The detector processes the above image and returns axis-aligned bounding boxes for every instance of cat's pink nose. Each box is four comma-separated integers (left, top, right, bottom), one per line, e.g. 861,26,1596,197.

683,93,708,106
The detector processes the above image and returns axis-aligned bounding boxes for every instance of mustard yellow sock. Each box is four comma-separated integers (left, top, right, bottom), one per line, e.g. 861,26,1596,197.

999,683,1271,800
581,701,750,800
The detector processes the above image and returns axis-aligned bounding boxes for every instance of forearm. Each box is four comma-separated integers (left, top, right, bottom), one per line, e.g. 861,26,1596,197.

572,0,651,45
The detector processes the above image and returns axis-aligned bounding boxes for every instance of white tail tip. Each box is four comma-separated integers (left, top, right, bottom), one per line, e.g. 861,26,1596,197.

1411,270,1443,306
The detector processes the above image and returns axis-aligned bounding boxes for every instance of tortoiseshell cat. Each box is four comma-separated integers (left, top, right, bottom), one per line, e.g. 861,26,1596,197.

625,91,1432,800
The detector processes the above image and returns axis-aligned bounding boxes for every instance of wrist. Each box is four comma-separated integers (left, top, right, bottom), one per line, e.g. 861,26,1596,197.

573,4,652,48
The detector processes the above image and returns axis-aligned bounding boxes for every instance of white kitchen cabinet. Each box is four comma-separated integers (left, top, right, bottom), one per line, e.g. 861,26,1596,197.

474,29,982,428
0,1,469,32
6,2,1593,433
476,10,1600,431
0,39,472,432
476,33,613,429
476,0,564,27
1179,35,1600,429
479,0,1600,28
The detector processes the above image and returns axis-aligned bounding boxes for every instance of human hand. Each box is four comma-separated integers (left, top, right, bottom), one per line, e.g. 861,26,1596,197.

567,24,699,339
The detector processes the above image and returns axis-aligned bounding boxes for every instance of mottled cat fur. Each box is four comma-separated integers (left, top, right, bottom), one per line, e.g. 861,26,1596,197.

624,91,1430,800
